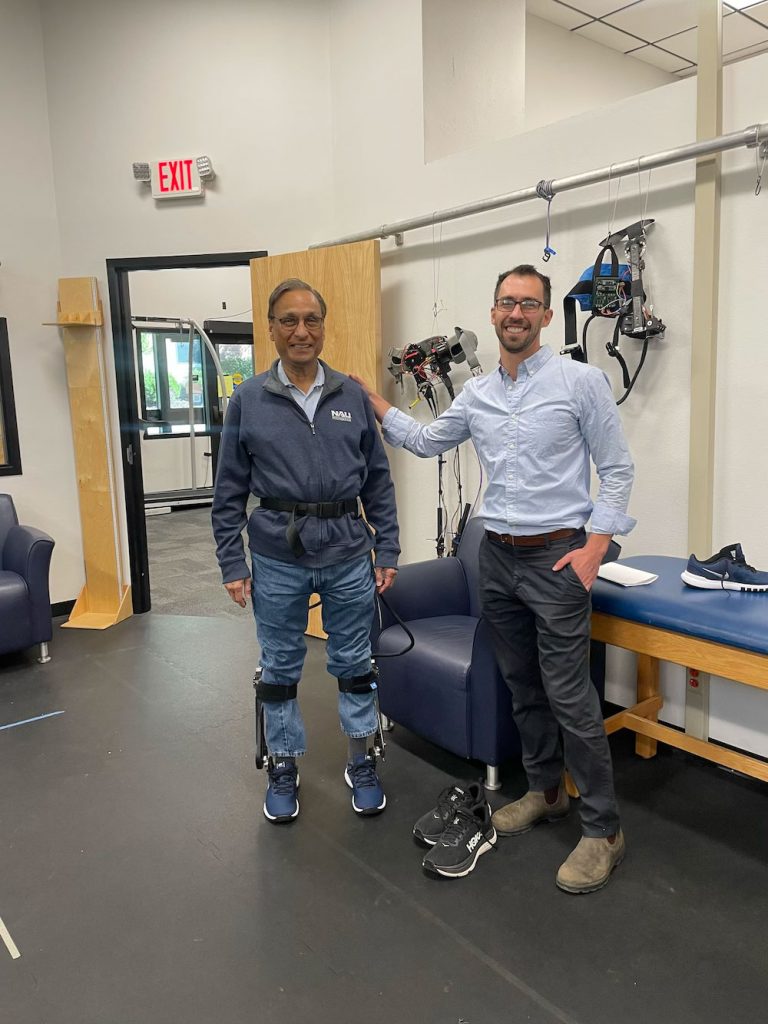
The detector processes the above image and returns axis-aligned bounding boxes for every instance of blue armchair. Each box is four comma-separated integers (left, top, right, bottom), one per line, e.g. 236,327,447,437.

372,516,519,789
372,516,608,790
0,494,55,663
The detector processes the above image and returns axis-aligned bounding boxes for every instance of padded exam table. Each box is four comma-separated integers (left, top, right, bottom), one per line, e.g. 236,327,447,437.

591,555,768,782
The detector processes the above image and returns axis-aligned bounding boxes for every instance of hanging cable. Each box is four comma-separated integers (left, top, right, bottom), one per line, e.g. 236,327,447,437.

535,179,556,261
606,163,622,239
431,216,446,328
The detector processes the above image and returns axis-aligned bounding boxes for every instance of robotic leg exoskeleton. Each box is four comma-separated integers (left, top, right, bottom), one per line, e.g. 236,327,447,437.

253,663,386,769
336,662,386,759
252,667,298,770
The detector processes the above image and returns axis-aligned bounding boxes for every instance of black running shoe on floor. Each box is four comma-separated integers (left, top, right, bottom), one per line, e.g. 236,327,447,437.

422,802,497,879
413,781,486,846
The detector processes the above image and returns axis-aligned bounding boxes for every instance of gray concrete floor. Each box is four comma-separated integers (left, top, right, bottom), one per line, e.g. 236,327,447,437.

1,608,767,1022
145,505,242,619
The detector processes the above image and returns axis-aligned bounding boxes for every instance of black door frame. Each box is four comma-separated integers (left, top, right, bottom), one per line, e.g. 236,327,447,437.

106,251,267,614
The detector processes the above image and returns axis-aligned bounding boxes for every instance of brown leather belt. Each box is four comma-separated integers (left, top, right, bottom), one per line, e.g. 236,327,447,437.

486,528,578,548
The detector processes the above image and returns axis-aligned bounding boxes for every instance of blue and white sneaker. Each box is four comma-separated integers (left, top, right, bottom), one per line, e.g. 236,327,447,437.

263,759,300,823
681,544,768,592
344,753,386,816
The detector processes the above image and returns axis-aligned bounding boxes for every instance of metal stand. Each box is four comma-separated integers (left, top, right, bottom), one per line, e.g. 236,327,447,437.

484,765,501,791
38,642,51,664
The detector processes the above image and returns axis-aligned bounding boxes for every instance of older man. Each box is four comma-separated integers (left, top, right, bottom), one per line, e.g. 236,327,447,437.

355,264,635,893
213,278,399,824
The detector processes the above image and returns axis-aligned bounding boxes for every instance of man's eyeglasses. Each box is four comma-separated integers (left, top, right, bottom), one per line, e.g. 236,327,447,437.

270,314,325,331
494,297,545,313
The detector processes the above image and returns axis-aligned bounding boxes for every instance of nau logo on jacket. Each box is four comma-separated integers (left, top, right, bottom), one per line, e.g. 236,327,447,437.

331,410,352,423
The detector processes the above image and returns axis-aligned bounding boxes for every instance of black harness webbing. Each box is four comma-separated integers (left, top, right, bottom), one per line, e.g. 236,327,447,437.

337,670,377,694
258,496,360,558
255,681,298,702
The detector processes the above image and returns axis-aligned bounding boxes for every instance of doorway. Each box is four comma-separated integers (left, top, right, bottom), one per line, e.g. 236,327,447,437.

107,251,266,614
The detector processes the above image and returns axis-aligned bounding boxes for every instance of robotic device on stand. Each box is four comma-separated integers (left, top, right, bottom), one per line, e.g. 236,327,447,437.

388,327,483,555
562,219,665,405
387,327,482,408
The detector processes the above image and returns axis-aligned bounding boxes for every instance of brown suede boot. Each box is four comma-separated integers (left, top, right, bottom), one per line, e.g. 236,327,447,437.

491,784,570,836
556,830,625,893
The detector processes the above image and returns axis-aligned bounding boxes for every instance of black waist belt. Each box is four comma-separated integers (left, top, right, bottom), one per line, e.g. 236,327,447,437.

259,496,359,558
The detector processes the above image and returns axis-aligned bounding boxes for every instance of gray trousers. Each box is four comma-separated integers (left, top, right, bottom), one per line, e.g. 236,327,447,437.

478,530,620,837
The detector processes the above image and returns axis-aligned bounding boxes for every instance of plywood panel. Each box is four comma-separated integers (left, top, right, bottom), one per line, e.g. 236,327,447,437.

55,277,129,627
250,240,382,388
250,242,382,638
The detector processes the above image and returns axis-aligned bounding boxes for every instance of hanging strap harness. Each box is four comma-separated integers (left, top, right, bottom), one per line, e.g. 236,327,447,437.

562,219,665,405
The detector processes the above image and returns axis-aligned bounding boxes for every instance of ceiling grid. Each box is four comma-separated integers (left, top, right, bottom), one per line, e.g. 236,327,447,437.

526,0,768,77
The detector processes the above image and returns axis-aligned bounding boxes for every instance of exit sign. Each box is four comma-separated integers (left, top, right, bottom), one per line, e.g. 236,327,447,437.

151,158,203,199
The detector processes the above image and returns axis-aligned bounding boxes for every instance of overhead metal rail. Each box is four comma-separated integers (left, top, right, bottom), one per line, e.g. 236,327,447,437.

310,121,768,250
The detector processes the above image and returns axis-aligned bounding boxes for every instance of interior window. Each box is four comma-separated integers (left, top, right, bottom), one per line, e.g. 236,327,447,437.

137,329,208,435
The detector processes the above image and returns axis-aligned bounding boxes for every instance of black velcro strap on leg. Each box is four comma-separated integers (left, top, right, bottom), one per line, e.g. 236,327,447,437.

255,681,298,702
338,670,376,694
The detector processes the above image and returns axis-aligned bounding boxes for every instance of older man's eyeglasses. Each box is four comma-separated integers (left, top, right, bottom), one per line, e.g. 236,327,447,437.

494,297,545,313
270,314,325,331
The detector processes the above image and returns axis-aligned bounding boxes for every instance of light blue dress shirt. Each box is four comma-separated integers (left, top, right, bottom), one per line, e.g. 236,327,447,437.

277,360,325,423
382,345,636,537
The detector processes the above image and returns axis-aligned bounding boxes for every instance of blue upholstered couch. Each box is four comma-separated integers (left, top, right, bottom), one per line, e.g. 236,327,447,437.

0,494,55,662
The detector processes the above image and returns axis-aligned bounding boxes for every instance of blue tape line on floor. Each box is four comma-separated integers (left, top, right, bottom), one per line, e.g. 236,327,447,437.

0,711,65,732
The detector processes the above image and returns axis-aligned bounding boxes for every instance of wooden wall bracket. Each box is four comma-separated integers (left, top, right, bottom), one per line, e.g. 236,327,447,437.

47,277,131,629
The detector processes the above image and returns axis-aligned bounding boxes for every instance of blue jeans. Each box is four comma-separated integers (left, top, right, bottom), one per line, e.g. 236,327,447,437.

251,551,378,757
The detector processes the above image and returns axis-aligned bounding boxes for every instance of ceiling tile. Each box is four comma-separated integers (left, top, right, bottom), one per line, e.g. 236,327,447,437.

606,0,698,41
723,9,768,50
575,19,648,51
627,42,693,72
526,0,590,29
565,0,635,16
740,1,768,26
656,25,698,60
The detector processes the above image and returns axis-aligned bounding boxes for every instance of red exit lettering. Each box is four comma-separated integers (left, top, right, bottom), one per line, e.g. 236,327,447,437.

157,159,195,192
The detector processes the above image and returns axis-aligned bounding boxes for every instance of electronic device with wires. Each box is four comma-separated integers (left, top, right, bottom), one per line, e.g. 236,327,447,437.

388,327,482,405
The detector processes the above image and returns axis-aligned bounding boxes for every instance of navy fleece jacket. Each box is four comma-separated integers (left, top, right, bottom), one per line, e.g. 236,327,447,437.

212,360,400,583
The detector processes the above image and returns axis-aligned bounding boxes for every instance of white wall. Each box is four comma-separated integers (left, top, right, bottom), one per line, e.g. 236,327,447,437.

524,14,675,132
129,266,252,494
0,0,81,603
422,0,525,162
330,0,696,565
36,0,335,593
